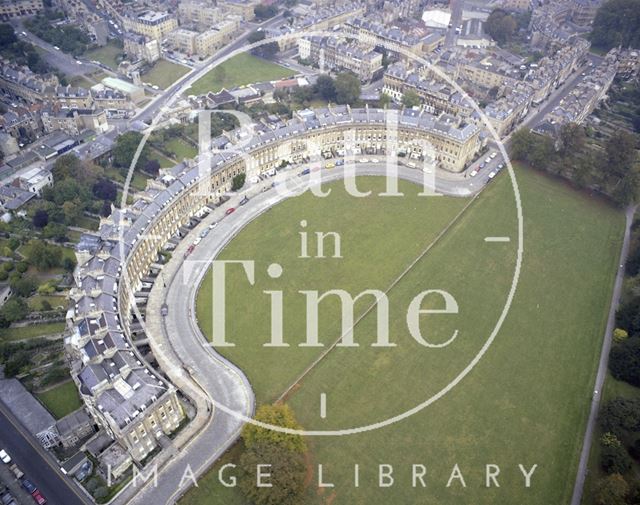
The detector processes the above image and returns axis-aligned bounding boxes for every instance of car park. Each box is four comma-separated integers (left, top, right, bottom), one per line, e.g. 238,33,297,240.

0,450,10,464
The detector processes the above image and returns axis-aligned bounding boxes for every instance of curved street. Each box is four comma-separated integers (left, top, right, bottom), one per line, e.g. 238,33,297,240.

121,163,487,504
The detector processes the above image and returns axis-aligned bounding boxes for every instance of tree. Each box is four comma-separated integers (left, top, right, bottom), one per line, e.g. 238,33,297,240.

0,24,17,46
52,153,82,180
26,240,63,270
614,328,629,343
254,4,278,20
239,442,307,505
334,72,361,105
591,0,640,50
142,159,160,176
0,297,28,323
241,404,307,454
10,277,36,297
113,131,149,170
32,209,49,229
594,474,629,505
63,256,76,273
402,89,421,108
606,130,637,171
610,337,640,387
601,444,632,474
231,173,246,192
485,9,517,45
315,74,336,102
600,397,640,436
558,123,586,158
248,30,266,45
93,178,118,201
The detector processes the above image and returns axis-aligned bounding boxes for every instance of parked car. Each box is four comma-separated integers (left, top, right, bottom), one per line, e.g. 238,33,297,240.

74,461,92,482
488,170,497,179
183,244,195,258
239,196,249,206
9,464,23,479
21,479,36,494
325,162,335,169
299,168,310,176
31,491,46,505
1,492,15,505
193,237,202,246
0,450,10,464
489,152,497,159
359,158,369,163
199,228,209,238
371,158,380,163
469,169,478,177
225,207,236,216
208,221,218,229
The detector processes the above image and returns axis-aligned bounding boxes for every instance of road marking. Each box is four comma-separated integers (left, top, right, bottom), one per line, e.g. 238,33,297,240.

484,236,511,243
320,393,327,419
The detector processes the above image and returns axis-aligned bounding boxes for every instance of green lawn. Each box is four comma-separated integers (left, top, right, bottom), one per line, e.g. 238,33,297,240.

105,167,149,192
164,137,198,160
0,322,66,341
36,381,82,419
142,59,190,89
84,41,124,70
189,53,293,96
27,295,67,311
188,167,625,505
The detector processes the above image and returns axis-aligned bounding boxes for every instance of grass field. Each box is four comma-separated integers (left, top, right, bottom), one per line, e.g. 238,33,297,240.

37,381,82,419
164,137,198,160
189,167,624,505
84,41,123,70
189,53,292,96
0,322,66,341
142,59,190,89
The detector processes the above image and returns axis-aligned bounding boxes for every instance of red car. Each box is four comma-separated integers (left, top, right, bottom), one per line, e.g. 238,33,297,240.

225,207,236,216
32,490,47,505
183,244,195,258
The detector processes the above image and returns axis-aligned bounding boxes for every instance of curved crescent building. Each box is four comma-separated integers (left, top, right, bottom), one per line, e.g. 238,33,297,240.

66,105,480,470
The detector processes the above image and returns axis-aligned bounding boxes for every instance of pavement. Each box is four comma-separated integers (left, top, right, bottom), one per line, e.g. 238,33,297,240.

0,400,91,505
570,204,638,505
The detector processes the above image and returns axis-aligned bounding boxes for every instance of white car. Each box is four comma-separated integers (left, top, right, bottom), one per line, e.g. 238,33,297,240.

489,152,497,159
469,169,478,177
53,45,60,50
0,449,11,464
371,158,380,163
488,170,497,179
193,237,202,246
209,221,218,229
484,157,491,164
359,158,369,163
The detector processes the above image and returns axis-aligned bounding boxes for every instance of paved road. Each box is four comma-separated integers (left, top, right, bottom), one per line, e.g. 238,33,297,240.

570,205,637,505
445,0,464,48
0,400,90,505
